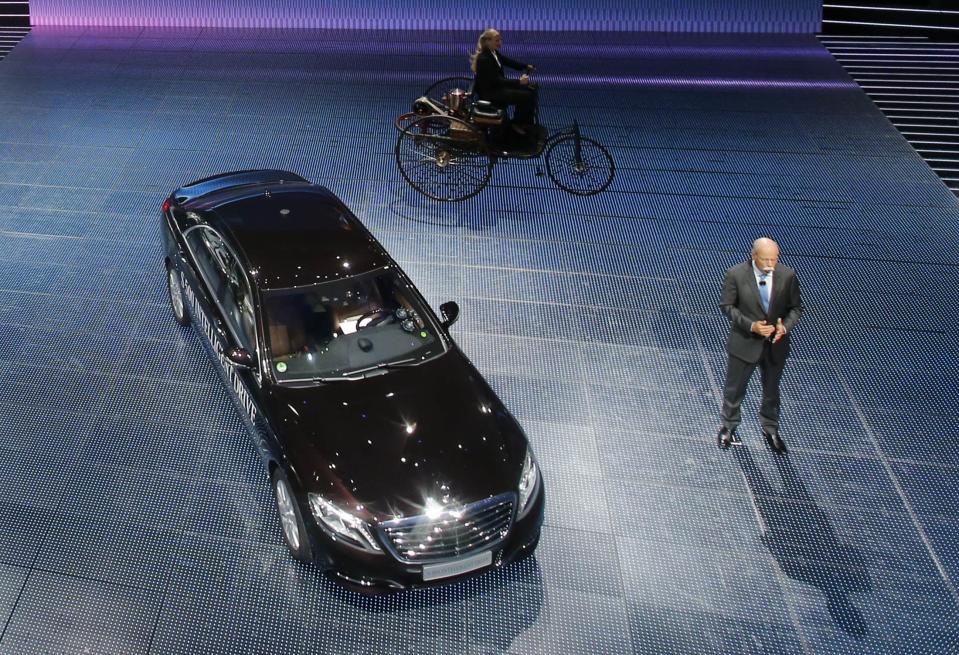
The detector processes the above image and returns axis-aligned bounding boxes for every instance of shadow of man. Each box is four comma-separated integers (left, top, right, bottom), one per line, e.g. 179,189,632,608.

734,447,872,637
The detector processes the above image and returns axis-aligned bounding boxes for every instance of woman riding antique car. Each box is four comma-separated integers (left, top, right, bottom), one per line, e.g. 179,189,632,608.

394,29,615,202
470,28,537,136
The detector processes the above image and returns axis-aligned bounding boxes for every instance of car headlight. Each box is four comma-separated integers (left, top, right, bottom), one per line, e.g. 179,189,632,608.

308,493,382,553
517,447,540,517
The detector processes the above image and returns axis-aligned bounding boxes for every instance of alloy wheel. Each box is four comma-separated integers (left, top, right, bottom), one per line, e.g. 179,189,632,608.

168,267,187,322
274,477,301,551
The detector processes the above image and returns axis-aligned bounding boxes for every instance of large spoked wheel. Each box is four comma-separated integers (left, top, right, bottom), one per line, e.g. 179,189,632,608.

271,467,313,563
396,115,492,202
545,135,615,196
423,76,473,104
166,263,190,326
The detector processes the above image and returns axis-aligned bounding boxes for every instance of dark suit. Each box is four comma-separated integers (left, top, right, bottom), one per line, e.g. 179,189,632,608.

719,260,802,432
474,49,536,125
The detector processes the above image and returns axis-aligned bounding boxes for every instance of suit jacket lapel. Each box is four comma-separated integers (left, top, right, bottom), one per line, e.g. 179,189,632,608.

769,264,787,318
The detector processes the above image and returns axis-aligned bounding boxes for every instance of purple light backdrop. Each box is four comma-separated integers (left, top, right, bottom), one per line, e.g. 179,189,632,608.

30,0,822,32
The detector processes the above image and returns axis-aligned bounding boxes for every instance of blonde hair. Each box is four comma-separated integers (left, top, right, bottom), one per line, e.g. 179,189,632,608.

470,28,499,73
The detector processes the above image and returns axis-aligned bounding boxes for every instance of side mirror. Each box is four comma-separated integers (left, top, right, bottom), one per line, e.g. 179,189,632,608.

224,346,255,369
439,301,460,329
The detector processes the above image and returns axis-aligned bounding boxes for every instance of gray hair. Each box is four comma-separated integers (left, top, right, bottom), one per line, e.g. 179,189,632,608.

752,237,778,253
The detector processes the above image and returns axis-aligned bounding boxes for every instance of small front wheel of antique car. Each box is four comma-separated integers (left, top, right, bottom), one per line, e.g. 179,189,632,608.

545,135,615,196
271,467,314,563
395,115,492,202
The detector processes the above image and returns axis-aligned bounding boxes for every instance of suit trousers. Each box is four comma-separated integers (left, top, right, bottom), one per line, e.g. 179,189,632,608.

489,87,537,126
720,342,785,433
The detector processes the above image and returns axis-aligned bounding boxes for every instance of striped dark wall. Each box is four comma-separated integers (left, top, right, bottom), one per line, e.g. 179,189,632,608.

2,1,29,28
0,1,29,61
29,0,822,32
823,2,959,38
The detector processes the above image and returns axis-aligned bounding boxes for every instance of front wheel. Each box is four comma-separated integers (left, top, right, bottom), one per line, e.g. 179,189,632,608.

271,467,313,563
166,264,190,326
545,135,615,196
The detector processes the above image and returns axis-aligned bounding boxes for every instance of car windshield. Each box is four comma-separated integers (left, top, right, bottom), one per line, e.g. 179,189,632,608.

262,266,446,381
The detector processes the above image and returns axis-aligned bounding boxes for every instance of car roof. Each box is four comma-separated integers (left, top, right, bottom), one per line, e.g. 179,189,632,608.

183,182,391,290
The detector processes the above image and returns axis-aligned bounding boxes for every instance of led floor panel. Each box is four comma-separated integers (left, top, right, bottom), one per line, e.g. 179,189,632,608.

0,27,957,655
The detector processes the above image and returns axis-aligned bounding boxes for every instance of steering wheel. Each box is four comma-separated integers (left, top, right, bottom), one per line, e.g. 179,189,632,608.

355,308,392,330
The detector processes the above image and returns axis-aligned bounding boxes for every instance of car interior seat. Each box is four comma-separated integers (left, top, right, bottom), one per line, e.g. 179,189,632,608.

267,304,309,358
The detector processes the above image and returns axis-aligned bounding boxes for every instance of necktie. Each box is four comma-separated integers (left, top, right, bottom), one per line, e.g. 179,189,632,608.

759,274,770,313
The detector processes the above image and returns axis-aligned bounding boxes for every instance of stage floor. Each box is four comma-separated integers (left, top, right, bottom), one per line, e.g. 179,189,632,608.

0,26,957,654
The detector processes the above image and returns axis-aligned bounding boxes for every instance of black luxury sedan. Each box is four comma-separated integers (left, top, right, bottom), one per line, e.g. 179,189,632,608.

161,170,544,592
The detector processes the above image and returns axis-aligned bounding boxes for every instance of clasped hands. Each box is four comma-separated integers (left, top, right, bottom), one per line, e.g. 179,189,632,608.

752,318,786,343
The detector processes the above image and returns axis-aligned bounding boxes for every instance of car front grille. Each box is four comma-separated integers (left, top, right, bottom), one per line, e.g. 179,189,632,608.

378,493,514,564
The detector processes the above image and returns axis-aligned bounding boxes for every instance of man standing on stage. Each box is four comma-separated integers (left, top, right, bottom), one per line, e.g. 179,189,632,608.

717,237,803,452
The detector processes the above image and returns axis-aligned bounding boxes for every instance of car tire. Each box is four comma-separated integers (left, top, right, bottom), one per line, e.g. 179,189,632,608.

270,467,314,563
166,264,190,326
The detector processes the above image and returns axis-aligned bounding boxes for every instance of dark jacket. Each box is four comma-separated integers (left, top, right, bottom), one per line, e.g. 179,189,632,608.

720,260,802,364
474,49,529,101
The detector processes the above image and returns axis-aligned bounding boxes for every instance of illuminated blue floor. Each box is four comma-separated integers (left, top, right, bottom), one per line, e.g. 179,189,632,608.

1,26,958,654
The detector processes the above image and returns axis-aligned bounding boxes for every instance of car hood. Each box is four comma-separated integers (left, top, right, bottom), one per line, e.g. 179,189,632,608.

266,350,528,520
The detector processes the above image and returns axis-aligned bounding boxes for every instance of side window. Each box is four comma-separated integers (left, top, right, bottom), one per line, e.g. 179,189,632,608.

221,257,257,355
185,227,257,357
185,228,227,301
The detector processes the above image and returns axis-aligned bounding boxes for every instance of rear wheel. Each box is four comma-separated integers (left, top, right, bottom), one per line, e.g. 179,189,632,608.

545,135,615,196
396,115,492,202
271,467,313,563
166,264,190,326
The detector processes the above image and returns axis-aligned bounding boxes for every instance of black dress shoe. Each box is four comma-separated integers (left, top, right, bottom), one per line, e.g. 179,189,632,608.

717,426,734,450
763,429,787,453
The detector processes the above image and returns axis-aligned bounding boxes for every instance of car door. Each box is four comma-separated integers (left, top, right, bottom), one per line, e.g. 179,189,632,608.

181,224,267,433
